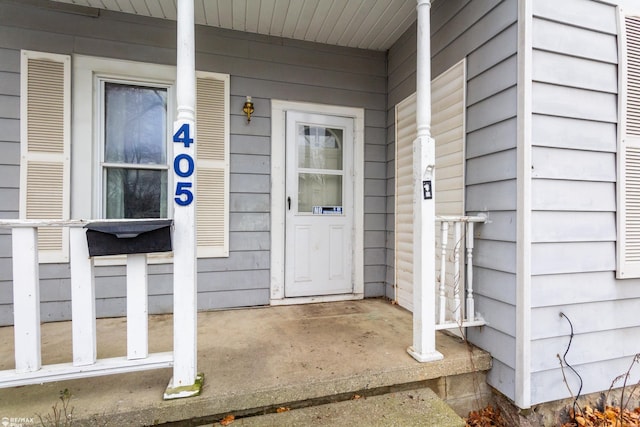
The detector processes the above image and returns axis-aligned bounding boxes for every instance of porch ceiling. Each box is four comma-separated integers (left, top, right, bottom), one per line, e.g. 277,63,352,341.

48,0,417,51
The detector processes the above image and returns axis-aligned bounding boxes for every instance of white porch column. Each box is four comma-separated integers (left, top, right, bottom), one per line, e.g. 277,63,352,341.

408,0,443,363
165,0,202,399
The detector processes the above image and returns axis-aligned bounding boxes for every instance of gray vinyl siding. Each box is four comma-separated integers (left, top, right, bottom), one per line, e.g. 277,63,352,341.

0,0,387,325
0,46,19,325
528,0,640,405
0,47,19,222
386,0,518,400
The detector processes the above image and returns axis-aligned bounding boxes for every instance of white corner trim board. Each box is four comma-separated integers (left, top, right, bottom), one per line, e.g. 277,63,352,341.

516,0,533,409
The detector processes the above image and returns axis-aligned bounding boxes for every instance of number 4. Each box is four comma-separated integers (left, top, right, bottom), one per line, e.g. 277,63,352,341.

173,123,194,148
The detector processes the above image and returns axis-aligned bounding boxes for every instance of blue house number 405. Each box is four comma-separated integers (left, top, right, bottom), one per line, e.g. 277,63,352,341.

173,123,195,206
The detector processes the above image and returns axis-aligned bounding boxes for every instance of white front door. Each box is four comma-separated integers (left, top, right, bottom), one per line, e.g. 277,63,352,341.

285,111,354,297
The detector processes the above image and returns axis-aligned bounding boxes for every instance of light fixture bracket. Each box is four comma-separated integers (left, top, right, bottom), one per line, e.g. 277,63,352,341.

242,96,254,123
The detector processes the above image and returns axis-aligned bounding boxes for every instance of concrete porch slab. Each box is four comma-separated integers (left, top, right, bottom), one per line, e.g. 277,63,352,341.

0,299,490,426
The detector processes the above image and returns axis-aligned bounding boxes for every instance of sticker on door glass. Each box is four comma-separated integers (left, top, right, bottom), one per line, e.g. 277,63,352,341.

312,206,343,215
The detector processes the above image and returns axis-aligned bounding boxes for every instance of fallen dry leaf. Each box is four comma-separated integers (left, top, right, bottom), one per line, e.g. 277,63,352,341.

352,394,362,400
276,407,290,413
465,405,506,427
543,403,640,427
220,414,235,426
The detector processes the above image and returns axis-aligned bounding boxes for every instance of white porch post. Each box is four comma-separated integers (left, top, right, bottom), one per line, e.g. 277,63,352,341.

165,0,202,399
408,0,443,363
12,227,42,373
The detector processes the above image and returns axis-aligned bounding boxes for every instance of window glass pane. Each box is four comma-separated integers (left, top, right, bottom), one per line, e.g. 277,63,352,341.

104,83,167,165
298,173,342,213
105,168,167,218
297,125,343,170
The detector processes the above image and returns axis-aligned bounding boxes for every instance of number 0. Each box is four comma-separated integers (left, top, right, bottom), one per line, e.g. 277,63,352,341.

174,154,195,178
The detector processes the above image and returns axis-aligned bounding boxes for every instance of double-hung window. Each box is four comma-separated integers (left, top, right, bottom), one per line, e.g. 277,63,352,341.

72,56,177,228
100,81,170,219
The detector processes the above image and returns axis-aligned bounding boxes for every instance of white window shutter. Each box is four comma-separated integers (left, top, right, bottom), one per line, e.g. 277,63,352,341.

617,14,640,278
195,72,229,258
432,59,466,217
19,51,71,263
394,93,417,311
394,59,467,311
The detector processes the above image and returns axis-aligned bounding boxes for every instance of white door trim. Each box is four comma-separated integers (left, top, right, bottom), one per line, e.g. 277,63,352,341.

270,100,364,305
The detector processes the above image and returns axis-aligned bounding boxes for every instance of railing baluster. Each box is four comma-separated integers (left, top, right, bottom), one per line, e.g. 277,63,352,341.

433,215,486,330
70,227,97,366
12,227,41,373
439,221,448,324
466,222,475,322
127,253,149,360
453,222,462,324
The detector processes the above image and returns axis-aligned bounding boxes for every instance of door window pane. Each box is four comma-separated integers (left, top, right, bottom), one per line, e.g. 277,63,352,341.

297,125,343,170
298,173,342,213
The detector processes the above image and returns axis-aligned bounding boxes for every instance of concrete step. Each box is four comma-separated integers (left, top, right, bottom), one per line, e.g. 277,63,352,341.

204,388,465,427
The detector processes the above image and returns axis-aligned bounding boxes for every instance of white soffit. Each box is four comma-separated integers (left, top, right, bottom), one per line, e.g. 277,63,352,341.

48,0,418,51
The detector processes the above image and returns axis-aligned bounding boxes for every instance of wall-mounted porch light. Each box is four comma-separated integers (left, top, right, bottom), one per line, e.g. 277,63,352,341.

242,96,254,123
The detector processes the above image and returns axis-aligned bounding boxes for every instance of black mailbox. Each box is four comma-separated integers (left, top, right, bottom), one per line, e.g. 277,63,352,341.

84,219,173,257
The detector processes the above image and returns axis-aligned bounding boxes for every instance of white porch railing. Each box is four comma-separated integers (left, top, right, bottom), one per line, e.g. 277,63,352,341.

434,215,487,331
0,216,485,387
0,220,173,388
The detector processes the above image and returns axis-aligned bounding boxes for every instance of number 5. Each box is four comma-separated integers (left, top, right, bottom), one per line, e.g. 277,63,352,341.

174,182,193,206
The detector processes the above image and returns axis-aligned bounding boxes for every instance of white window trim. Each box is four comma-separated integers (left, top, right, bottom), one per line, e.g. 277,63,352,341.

72,56,176,265
72,55,176,221
96,77,173,219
